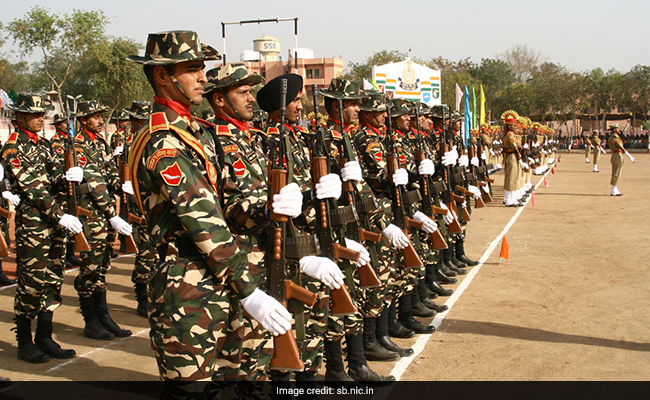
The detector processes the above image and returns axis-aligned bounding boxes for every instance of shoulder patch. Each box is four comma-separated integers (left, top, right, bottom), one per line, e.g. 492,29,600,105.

150,112,170,134
365,142,380,153
78,155,88,167
160,162,183,186
296,126,309,134
223,144,240,154
232,158,247,177
10,158,21,169
147,149,177,170
55,147,64,155
217,125,232,136
267,127,280,136
2,148,17,159
6,132,18,145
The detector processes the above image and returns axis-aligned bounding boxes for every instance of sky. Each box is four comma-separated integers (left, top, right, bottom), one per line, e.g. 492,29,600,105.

2,0,650,73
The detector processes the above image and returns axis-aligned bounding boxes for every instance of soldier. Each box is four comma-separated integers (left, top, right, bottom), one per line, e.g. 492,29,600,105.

109,108,130,151
608,124,633,196
585,132,592,163
591,130,602,173
126,30,292,381
72,100,134,341
3,94,82,363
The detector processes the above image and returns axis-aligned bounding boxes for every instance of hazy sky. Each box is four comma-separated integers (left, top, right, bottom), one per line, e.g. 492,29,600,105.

2,0,649,73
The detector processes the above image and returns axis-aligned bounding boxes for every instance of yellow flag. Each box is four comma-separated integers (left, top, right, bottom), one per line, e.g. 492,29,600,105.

480,84,486,126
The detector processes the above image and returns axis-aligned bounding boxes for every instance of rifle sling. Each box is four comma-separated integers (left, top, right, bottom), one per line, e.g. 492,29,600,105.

402,189,422,206
0,180,10,192
355,196,379,215
285,235,320,259
432,181,446,195
329,205,358,226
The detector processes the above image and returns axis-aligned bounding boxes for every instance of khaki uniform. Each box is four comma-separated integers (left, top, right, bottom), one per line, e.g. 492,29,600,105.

591,134,601,165
608,133,624,186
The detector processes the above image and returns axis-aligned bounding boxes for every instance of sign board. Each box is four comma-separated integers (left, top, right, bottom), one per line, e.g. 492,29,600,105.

372,59,441,106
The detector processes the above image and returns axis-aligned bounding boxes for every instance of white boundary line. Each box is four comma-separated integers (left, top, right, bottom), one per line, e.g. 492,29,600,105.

387,164,555,382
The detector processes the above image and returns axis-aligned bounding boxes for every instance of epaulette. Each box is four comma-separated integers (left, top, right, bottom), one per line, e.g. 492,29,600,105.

267,127,280,136
295,126,309,134
249,127,265,137
6,132,18,145
332,130,342,140
217,124,233,137
75,133,84,143
195,117,215,129
150,112,170,134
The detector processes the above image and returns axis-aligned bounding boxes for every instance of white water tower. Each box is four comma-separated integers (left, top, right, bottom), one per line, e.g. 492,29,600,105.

253,35,281,62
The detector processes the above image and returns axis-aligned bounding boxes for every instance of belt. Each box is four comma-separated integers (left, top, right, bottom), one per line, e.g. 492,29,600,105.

76,183,93,194
612,150,623,154
504,150,516,154
285,235,320,259
0,179,10,192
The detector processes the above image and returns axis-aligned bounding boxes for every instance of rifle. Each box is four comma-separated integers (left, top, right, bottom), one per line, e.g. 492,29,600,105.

119,142,141,254
466,139,486,208
333,94,382,288
64,104,92,252
310,90,359,315
435,105,463,234
474,135,494,202
265,78,318,371
413,105,448,250
384,104,424,268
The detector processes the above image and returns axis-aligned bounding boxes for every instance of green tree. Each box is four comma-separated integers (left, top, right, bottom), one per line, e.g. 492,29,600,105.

339,50,408,82
623,65,650,125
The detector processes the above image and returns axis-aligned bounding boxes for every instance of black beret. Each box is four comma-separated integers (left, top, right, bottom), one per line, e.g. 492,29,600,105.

256,73,304,112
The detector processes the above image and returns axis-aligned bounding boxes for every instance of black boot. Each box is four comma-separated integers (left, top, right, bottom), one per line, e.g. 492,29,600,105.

93,291,131,337
456,239,479,266
426,264,454,296
444,248,467,275
417,276,437,299
324,339,352,381
79,296,115,340
14,315,50,363
397,294,435,334
387,301,415,338
362,317,399,361
439,251,458,277
65,241,81,267
434,262,457,284
411,290,435,318
376,307,413,357
0,260,16,286
134,283,148,318
346,330,395,382
34,311,75,359
119,235,126,253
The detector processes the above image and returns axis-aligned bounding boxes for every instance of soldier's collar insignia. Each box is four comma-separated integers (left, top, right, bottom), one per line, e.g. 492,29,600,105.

150,112,170,134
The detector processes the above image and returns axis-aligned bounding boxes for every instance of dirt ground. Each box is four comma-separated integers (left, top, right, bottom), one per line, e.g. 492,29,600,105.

0,151,648,389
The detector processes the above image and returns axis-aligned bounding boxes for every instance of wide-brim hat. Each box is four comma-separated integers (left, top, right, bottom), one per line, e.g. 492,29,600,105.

320,78,365,100
75,100,110,118
359,90,387,112
256,73,304,112
408,101,430,117
252,109,268,122
203,63,264,95
8,93,54,114
450,111,463,123
51,113,68,125
110,108,131,122
389,98,410,117
429,105,445,119
127,30,221,65
127,100,152,120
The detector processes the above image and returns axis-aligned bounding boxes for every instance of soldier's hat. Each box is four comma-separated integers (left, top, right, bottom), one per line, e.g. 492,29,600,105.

127,100,152,120
429,105,445,119
501,110,519,125
256,73,303,112
252,109,268,122
110,108,131,123
74,100,110,118
407,101,429,117
359,90,387,112
480,122,490,132
320,78,365,100
610,123,620,130
8,93,54,114
389,98,410,117
450,111,463,124
201,110,215,121
51,113,68,125
203,63,264,96
531,122,541,131
6,110,16,121
127,30,221,65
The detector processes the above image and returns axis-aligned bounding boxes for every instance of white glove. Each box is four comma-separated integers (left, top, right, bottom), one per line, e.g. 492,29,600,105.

109,215,133,236
113,146,124,156
418,158,435,176
461,200,467,209
340,161,362,182
468,185,481,199
272,182,303,218
344,238,371,267
439,202,454,225
523,143,529,149
481,150,487,160
2,191,20,206
451,146,459,158
65,166,84,183
441,151,457,166
489,149,495,156
58,213,83,234
458,154,469,167
299,255,345,290
625,151,635,163
392,168,408,186
382,224,409,249
413,211,437,233
471,156,479,167
481,184,490,193
0,164,4,181
315,173,342,200
519,160,527,169
122,181,134,195
240,288,292,336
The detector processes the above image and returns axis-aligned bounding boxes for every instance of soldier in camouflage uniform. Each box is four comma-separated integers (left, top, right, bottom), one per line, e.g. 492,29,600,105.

3,94,82,363
109,108,130,151
0,111,18,286
127,30,293,381
320,79,395,382
72,100,134,341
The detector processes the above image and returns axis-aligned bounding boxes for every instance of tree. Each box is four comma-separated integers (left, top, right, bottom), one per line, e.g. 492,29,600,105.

470,58,516,101
498,44,544,83
623,65,650,125
7,6,109,109
339,50,408,82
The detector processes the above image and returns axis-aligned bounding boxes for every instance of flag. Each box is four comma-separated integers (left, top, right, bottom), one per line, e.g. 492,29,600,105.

551,167,555,175
531,188,535,208
464,85,471,146
363,78,380,91
479,85,485,125
471,86,477,130
500,235,509,261
455,83,463,111
0,89,13,110
558,155,562,162
544,176,549,187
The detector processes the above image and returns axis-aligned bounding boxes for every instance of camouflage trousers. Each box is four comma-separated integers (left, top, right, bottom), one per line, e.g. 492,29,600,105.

75,210,114,298
13,208,64,319
359,236,395,318
149,254,238,381
327,259,363,339
131,222,157,285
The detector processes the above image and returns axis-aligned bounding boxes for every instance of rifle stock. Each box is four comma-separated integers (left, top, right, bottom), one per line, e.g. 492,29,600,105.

64,145,91,252
359,228,382,243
